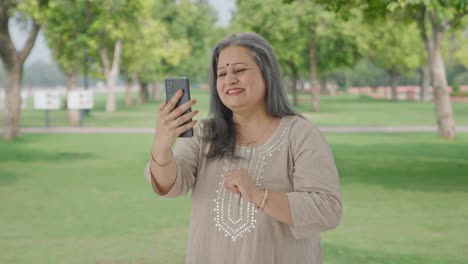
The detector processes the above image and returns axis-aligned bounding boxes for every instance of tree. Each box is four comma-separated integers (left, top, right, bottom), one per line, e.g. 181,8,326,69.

288,0,467,138
233,0,308,106
120,0,190,105
366,19,422,100
44,0,88,126
387,0,468,138
0,0,48,140
236,0,366,111
154,0,220,84
86,0,141,113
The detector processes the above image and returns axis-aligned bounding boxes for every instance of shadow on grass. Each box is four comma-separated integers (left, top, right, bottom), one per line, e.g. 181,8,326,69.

323,242,462,264
331,140,468,193
0,137,95,185
0,168,20,186
0,145,94,163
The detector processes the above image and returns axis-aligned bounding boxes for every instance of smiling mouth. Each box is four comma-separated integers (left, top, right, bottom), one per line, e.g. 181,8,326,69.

227,88,245,95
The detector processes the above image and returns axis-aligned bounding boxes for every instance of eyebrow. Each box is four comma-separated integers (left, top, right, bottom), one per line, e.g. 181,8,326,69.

217,62,247,71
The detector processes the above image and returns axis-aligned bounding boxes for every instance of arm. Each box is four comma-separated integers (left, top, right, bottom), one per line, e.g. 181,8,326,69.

223,119,341,238
143,89,199,197
285,119,342,239
252,189,293,225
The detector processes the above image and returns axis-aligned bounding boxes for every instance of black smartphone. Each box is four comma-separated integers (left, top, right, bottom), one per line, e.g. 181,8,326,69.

164,77,193,137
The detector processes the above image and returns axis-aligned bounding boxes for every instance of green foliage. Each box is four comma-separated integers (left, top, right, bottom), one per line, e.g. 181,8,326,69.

120,0,190,83
233,0,307,77
348,59,388,87
366,19,423,77
314,9,368,75
451,25,468,68
120,0,220,84
44,0,87,75
43,0,142,80
17,0,50,23
387,0,468,23
154,0,220,83
233,0,367,80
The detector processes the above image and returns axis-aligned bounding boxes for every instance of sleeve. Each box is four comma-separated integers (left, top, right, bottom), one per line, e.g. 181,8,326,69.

286,118,342,239
143,123,202,198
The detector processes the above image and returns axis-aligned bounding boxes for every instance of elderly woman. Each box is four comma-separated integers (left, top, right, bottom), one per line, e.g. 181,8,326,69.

145,32,342,264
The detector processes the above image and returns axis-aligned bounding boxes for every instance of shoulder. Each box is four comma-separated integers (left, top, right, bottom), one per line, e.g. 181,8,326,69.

286,115,321,138
284,115,329,151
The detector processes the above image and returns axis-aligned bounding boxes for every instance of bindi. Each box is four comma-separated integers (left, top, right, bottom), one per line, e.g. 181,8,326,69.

226,63,229,66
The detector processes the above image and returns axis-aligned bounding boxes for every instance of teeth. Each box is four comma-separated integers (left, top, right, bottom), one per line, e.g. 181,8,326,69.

227,89,243,94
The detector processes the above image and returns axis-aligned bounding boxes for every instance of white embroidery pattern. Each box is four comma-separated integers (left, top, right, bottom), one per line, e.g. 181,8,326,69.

213,119,288,242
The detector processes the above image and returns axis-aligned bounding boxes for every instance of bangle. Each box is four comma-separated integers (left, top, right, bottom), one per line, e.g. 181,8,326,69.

259,189,269,210
151,150,173,167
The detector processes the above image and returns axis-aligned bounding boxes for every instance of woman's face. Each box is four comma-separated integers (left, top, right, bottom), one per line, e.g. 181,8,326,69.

216,46,267,113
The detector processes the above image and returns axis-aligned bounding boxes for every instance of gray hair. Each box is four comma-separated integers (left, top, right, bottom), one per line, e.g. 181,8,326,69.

203,32,301,160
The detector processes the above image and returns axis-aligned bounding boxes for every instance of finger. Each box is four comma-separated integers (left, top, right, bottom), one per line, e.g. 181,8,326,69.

158,101,167,112
175,110,199,127
225,183,239,194
175,120,198,136
224,174,233,188
166,99,197,121
163,89,184,113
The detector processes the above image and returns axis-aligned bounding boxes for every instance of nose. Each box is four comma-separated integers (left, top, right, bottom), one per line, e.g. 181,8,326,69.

225,71,238,85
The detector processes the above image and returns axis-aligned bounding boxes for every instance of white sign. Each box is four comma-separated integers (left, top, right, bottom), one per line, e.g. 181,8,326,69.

21,91,28,110
67,90,94,109
34,90,62,110
1,90,29,111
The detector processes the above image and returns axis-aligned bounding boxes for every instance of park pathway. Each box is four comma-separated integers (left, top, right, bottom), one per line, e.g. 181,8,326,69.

4,125,468,134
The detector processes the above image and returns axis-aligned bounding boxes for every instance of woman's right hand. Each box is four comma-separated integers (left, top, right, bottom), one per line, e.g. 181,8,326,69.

153,89,198,153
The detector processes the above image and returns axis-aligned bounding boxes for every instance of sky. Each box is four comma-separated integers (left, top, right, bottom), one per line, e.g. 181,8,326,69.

9,0,235,66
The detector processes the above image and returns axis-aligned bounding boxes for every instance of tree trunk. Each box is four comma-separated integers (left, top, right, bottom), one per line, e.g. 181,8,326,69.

65,72,80,126
389,71,400,101
125,74,137,107
418,7,456,138
309,39,320,112
320,77,327,95
419,65,431,101
430,27,456,139
99,39,122,113
287,61,298,107
344,69,351,92
3,66,22,139
152,82,161,101
0,14,40,140
139,82,149,104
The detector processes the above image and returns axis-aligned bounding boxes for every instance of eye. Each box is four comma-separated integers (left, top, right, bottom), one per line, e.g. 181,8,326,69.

217,72,226,77
235,68,246,73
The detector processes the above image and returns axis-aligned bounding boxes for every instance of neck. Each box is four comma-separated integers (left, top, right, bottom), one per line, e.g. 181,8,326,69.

233,108,278,146
233,109,271,129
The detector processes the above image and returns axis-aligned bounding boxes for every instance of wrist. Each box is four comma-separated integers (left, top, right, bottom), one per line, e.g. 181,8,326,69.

253,187,264,207
151,149,174,167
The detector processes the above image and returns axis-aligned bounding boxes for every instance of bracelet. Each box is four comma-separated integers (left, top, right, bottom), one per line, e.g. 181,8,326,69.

259,189,269,210
151,150,173,167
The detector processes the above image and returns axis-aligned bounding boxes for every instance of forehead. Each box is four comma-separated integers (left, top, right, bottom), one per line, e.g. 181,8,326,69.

217,46,255,66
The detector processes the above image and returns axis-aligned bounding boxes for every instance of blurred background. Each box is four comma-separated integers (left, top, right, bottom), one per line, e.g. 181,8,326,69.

1,0,467,263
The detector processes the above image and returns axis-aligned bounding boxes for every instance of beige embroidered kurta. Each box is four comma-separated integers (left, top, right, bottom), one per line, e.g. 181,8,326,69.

144,116,342,264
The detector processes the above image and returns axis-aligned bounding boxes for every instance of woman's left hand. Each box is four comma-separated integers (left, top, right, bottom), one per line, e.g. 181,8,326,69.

224,169,263,204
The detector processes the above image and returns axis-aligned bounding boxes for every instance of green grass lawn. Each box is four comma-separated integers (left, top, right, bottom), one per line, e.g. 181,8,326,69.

3,89,468,128
1,133,467,263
